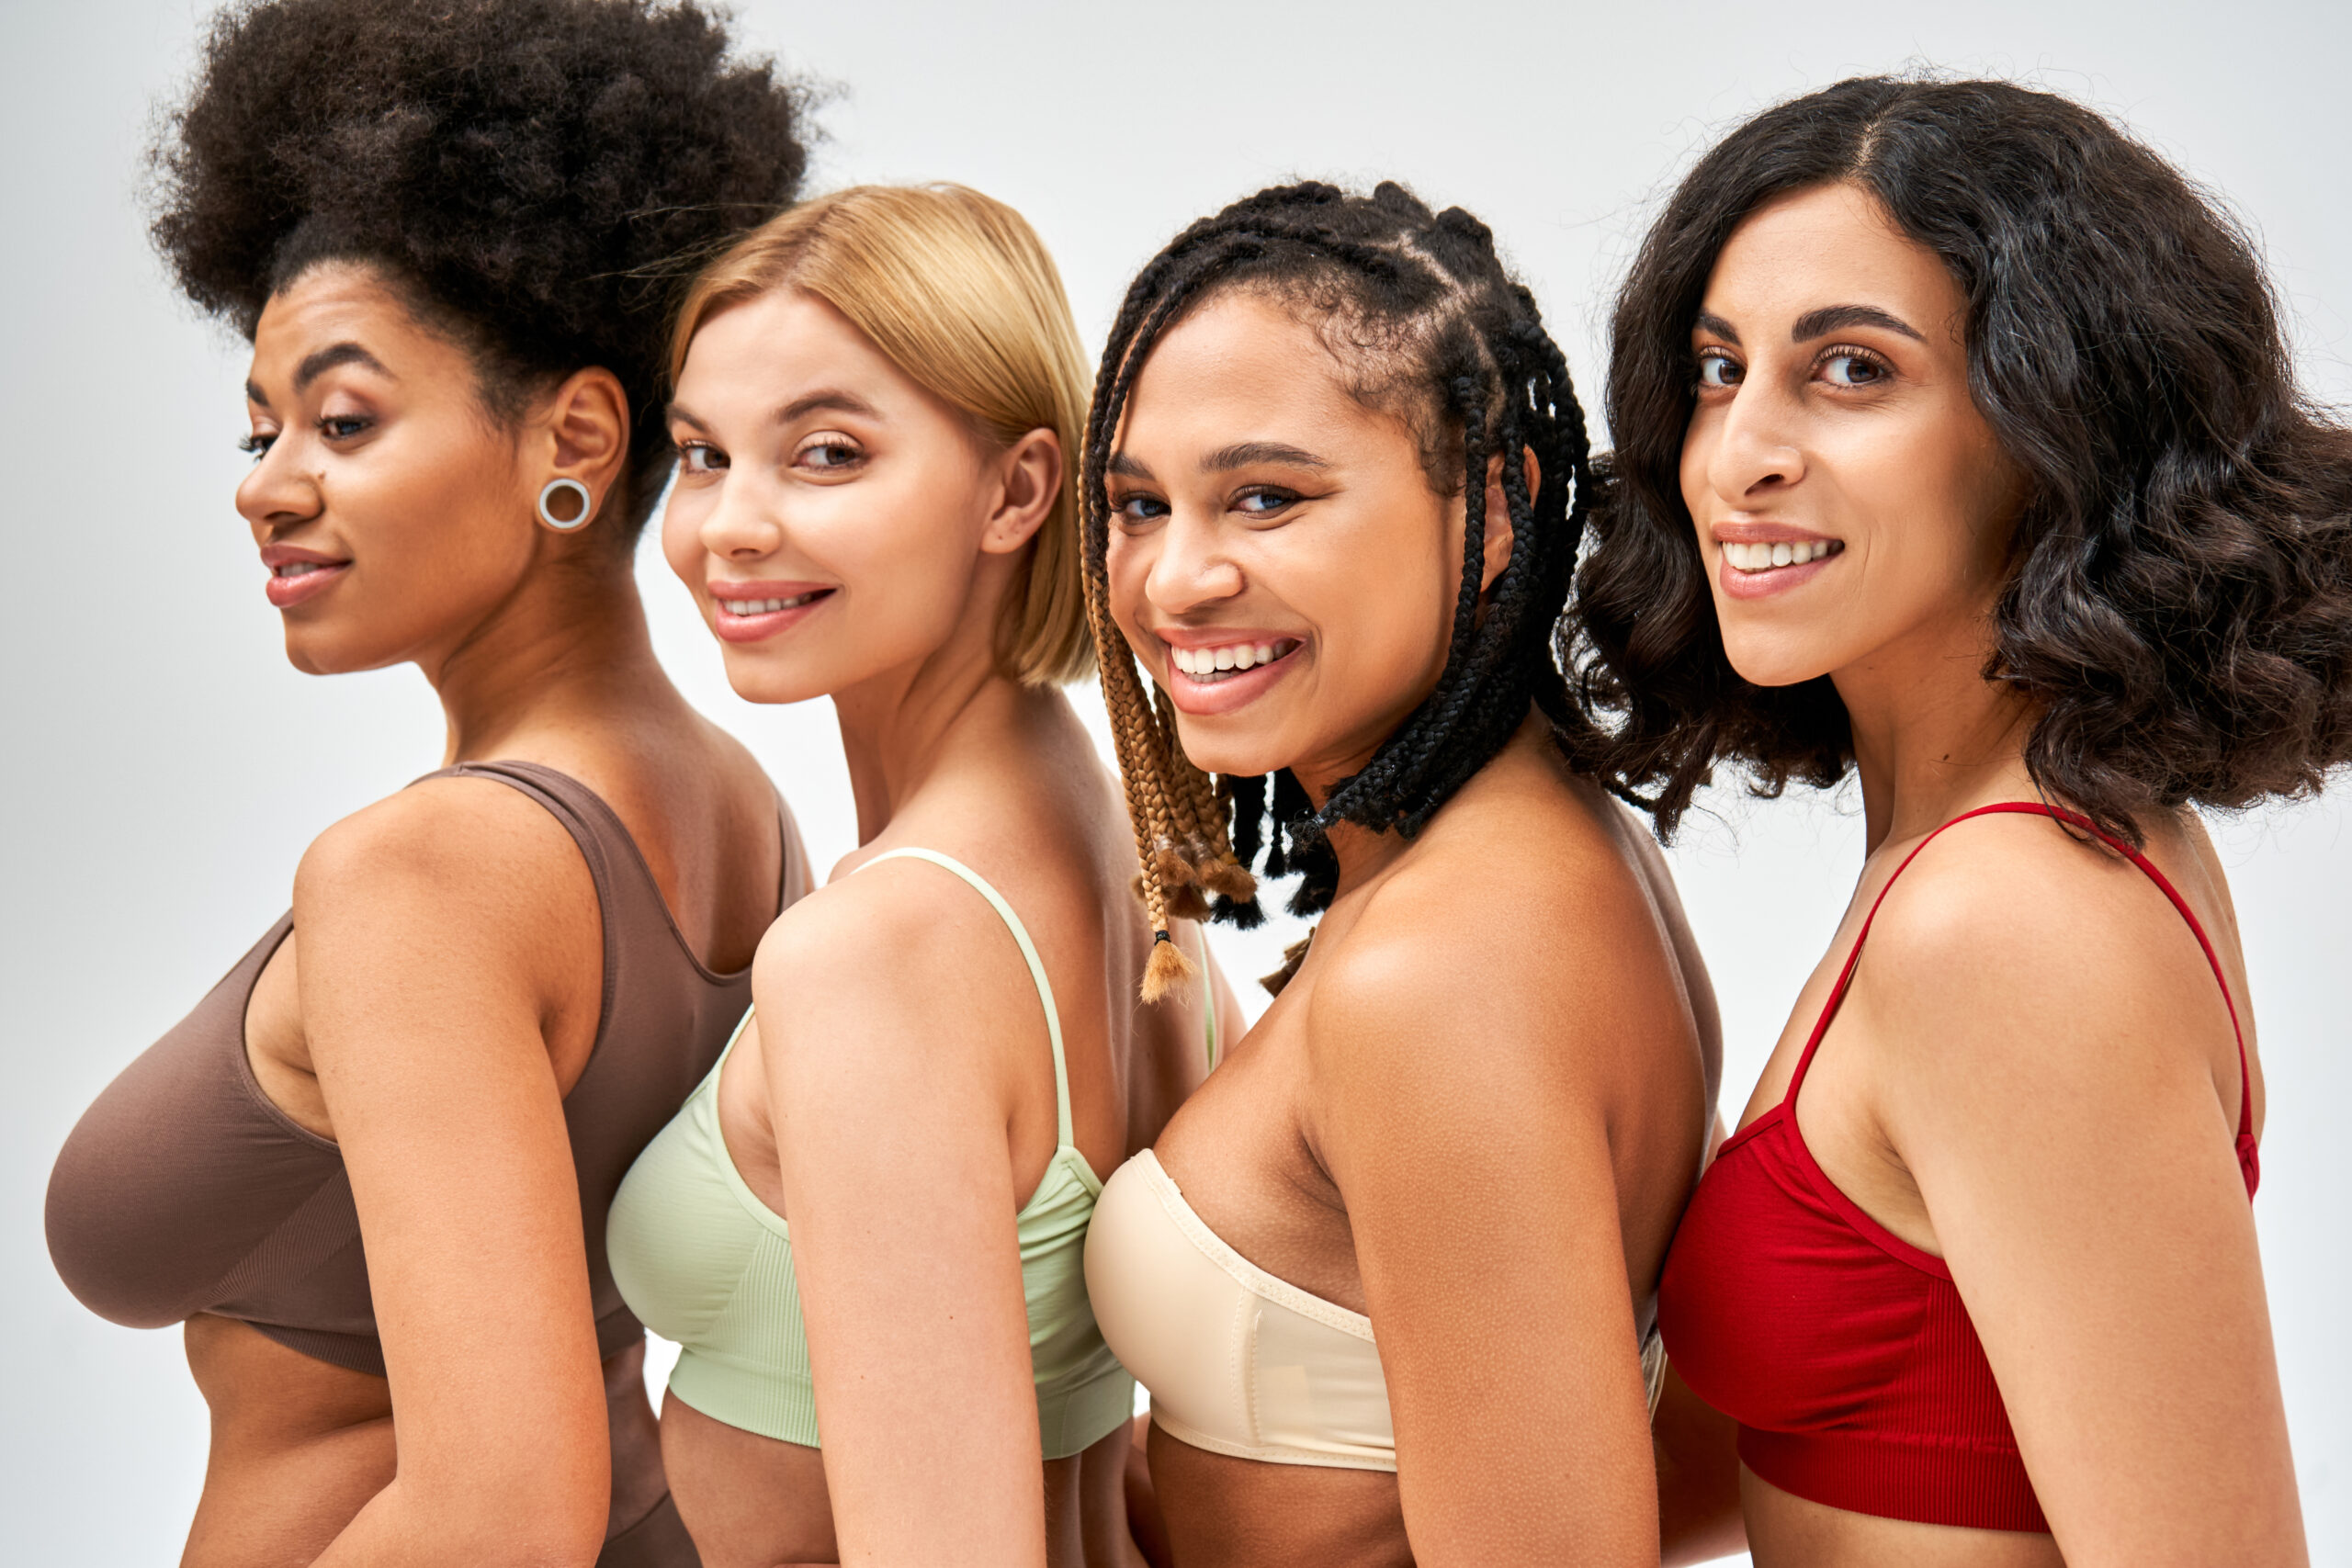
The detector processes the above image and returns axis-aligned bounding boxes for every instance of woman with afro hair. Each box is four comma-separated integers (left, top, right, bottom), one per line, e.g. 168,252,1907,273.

44,3,813,1563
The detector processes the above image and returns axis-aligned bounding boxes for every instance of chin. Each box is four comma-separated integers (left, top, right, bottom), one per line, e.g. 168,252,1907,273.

1164,719,1293,783
279,626,395,678
1716,626,1845,692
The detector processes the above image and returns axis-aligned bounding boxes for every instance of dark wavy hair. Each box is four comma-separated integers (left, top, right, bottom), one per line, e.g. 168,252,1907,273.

150,0,813,539
1572,75,2352,842
1077,182,1596,996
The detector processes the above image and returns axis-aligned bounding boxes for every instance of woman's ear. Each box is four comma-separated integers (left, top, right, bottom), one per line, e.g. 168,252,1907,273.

534,367,633,525
978,426,1064,556
1476,446,1537,592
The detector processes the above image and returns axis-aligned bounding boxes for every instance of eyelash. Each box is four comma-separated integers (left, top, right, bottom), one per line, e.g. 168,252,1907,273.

1691,344,1894,391
237,413,372,458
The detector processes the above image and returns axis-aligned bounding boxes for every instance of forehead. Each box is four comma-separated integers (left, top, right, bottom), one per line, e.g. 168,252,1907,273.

1120,292,1401,455
1702,182,1963,334
251,264,448,369
679,288,898,400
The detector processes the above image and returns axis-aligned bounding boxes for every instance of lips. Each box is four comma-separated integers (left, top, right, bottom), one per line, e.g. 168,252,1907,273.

1156,631,1306,716
708,580,835,644
260,545,352,610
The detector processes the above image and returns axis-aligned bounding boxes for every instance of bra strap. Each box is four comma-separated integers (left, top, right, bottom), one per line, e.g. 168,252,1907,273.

855,849,1072,1147
1788,803,2252,1142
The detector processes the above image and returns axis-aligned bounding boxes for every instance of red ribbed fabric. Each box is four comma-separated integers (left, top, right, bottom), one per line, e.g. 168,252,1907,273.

1657,803,2257,1535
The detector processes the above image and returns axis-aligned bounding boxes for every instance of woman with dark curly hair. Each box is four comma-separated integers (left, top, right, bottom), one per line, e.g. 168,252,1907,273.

1076,181,1718,1568
1577,77,2347,1566
42,3,812,1563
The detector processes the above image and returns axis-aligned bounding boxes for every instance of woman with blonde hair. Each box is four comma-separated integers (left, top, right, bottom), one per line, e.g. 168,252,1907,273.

607,184,1234,1568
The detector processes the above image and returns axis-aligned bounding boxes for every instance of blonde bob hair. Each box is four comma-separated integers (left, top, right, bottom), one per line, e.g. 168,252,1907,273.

668,183,1095,685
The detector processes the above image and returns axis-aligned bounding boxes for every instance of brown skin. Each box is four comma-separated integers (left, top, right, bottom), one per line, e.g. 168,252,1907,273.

193,261,796,1567
655,289,1237,1568
1102,293,1719,1568
1671,182,2302,1567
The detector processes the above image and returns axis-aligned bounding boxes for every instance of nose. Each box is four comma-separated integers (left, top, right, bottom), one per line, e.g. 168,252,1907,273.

697,468,786,562
1141,508,1245,618
234,436,322,536
1702,377,1807,506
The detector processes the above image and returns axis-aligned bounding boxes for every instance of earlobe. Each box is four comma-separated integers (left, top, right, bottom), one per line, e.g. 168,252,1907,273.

1476,447,1532,592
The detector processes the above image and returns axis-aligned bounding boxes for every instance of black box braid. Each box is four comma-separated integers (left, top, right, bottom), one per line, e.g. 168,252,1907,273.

1078,181,1600,997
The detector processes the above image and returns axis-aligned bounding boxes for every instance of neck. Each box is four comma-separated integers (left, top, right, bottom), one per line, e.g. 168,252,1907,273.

831,609,1055,844
424,553,673,765
1834,606,2039,852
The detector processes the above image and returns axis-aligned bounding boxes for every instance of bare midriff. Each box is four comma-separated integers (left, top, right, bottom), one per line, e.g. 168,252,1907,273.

1146,1427,1410,1568
181,1315,666,1568
1743,1470,2066,1568
659,1399,1133,1568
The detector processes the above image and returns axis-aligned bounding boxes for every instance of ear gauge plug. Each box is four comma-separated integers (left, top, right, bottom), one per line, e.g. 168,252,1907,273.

537,478,594,531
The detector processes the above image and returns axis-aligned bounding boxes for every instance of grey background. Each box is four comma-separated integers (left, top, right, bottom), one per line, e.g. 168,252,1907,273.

5,0,2346,1558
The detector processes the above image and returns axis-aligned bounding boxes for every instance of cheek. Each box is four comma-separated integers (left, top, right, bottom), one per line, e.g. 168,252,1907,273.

1103,533,1157,641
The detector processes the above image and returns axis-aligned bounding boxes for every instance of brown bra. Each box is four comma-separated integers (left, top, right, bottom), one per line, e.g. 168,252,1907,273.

45,760,786,1377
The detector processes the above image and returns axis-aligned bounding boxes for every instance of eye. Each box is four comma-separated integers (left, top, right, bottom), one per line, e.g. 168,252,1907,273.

1816,346,1891,388
238,431,276,460
678,440,728,475
316,412,373,442
1112,491,1170,529
793,435,864,474
1233,487,1299,521
1694,349,1743,390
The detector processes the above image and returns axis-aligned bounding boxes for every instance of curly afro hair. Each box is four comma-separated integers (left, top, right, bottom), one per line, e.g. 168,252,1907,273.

1573,75,2352,844
151,0,814,537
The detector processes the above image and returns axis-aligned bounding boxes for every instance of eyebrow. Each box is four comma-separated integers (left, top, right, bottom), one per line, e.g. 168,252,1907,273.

245,341,394,408
1204,441,1329,473
777,388,880,423
1691,305,1927,347
1105,452,1155,480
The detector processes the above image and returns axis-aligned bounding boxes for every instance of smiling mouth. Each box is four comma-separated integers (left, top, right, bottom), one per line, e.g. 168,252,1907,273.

272,560,345,579
1723,539,1843,573
1167,637,1301,682
718,590,831,615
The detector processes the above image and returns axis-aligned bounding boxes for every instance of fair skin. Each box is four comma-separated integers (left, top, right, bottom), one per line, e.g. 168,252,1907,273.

659,287,1234,1568
1673,181,2303,1567
196,261,792,1568
1102,290,1719,1568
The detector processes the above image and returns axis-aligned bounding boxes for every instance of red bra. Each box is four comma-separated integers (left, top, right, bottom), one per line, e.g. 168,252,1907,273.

1657,803,2257,1534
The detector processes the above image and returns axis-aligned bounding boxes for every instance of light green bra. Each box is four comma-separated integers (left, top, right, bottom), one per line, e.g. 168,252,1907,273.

606,848,1195,1458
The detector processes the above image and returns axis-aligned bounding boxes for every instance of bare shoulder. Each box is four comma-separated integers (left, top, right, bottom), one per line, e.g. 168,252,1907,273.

1857,810,2243,1118
751,849,1038,1073
293,773,591,942
1304,754,1686,1100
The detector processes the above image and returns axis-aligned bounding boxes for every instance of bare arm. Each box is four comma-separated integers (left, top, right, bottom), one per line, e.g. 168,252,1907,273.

1864,835,2303,1565
763,865,1056,1568
1311,872,1693,1567
297,783,611,1567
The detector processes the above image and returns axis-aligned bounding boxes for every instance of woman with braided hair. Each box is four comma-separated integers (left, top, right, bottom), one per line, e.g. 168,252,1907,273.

42,2,812,1563
604,185,1234,1568
1077,181,1719,1568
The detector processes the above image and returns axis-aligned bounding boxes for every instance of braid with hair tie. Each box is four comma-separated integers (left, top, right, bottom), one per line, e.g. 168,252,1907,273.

1079,181,1600,998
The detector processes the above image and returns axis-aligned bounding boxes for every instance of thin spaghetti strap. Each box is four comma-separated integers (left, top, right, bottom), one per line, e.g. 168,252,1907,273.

1790,802,2255,1145
1198,931,1218,1071
855,848,1073,1147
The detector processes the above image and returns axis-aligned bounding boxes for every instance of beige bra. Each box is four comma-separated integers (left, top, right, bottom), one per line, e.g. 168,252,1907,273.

1085,1148,1667,1472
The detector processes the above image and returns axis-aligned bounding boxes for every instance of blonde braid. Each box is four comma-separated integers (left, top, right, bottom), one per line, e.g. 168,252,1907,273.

1080,522,1198,1000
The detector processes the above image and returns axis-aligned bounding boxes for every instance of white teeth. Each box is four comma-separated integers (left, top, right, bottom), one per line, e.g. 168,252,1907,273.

719,592,819,615
1169,637,1296,682
1724,539,1839,573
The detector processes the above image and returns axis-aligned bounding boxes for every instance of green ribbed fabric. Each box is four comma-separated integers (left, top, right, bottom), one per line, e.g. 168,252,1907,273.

607,851,1136,1456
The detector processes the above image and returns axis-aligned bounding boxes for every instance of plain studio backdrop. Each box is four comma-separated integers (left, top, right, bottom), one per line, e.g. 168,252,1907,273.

6,0,2347,1558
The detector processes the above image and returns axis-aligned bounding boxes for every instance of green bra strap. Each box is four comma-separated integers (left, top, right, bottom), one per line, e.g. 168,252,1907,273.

854,848,1072,1147
1200,933,1218,1071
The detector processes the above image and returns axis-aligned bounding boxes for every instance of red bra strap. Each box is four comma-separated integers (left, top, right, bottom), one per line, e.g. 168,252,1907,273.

1784,803,2252,1140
